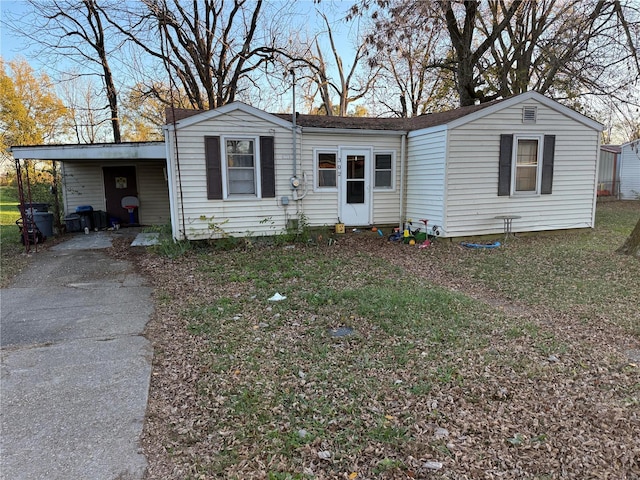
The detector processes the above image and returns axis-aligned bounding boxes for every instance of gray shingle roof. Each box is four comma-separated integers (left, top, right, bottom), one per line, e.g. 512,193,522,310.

165,98,505,131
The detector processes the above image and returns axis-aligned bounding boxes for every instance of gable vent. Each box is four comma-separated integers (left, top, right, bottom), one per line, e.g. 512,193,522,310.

523,106,537,123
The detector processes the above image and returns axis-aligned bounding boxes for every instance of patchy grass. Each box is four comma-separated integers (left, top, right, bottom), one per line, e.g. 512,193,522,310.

120,201,640,479
439,201,640,336
0,186,30,287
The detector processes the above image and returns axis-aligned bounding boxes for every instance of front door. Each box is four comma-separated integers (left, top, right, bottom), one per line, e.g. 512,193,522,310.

339,149,371,226
103,166,138,225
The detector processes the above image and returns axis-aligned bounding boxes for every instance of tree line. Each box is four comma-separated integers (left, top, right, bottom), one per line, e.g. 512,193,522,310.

2,0,639,147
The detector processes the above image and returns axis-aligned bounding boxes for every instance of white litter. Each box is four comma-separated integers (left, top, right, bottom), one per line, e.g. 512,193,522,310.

424,461,443,470
268,293,286,301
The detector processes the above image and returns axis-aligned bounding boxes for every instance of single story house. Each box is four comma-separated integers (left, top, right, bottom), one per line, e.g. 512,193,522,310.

11,91,603,240
619,139,640,200
164,91,603,240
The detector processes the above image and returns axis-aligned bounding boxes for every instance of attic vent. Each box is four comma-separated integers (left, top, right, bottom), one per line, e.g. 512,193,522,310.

522,106,537,123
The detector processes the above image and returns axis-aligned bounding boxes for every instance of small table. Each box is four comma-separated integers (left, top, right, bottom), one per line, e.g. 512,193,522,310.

494,215,521,238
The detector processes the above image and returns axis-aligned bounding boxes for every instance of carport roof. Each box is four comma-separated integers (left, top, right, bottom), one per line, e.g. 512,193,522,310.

10,142,166,161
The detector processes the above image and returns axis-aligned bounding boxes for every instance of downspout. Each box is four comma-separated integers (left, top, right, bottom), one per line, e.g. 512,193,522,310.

591,135,602,228
163,126,179,240
290,68,301,198
612,151,618,199
399,133,407,231
291,68,297,179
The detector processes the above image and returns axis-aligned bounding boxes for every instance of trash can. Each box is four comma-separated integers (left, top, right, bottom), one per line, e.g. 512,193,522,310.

75,205,94,231
16,203,50,213
32,212,54,238
65,214,82,233
92,210,108,230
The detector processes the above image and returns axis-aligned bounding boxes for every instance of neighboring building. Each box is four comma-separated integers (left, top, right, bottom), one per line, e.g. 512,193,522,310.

619,139,640,200
11,91,604,240
598,145,621,198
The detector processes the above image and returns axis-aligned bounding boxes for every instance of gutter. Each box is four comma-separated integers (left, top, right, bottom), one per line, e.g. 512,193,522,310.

163,125,180,241
302,127,407,136
399,133,407,231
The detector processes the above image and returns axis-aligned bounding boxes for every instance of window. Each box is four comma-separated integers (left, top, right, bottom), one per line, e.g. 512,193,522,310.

514,138,540,192
374,153,393,188
226,139,256,195
498,134,555,196
316,151,337,188
205,136,275,200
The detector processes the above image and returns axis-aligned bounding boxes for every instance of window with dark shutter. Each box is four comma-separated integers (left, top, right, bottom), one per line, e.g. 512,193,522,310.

498,134,513,196
541,135,555,194
205,136,222,200
260,136,275,198
498,133,555,196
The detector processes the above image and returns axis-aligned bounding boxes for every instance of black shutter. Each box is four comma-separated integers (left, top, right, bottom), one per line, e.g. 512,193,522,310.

205,136,222,200
260,136,275,198
498,134,513,196
541,135,555,195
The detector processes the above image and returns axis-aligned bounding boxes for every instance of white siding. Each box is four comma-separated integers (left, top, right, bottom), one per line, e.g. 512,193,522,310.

169,109,403,239
443,99,600,237
299,132,403,227
62,160,169,225
62,162,105,213
619,141,640,200
137,163,170,225
170,110,294,239
405,127,447,235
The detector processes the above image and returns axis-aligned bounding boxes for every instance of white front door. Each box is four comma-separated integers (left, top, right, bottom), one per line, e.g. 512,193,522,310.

339,148,371,226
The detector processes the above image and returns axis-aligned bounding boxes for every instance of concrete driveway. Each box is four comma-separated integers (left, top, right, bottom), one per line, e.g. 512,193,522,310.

1,231,153,480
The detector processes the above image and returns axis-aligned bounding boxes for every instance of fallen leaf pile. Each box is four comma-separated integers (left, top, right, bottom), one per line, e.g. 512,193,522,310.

107,205,639,479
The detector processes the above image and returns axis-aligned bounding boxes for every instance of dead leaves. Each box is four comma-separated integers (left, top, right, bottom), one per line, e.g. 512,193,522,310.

106,220,640,479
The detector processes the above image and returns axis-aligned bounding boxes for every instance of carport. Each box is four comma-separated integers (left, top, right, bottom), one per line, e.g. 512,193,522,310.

10,142,170,229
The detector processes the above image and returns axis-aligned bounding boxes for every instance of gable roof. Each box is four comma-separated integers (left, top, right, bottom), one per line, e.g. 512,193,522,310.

165,102,292,130
165,92,602,133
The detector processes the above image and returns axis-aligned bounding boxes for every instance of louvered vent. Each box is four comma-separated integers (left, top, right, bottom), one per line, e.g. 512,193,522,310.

523,106,537,123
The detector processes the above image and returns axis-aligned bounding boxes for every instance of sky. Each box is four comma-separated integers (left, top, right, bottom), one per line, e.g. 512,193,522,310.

0,0,367,117
0,1,361,75
1,1,33,62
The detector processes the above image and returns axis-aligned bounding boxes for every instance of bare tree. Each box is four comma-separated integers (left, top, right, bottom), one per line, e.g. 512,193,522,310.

105,0,283,110
618,216,640,257
409,1,524,106
365,11,453,117
480,1,640,103
19,0,123,142
283,12,378,116
353,0,640,107
59,73,112,144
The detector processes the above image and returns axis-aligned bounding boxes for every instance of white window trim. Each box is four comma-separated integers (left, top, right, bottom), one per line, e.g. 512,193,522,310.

373,150,396,191
313,148,338,192
221,135,261,199
511,133,543,196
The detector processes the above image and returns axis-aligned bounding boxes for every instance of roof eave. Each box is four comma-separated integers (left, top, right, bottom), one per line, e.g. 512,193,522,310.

10,142,167,160
302,127,407,136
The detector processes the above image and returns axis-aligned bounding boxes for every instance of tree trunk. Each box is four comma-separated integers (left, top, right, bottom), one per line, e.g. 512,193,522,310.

617,217,640,257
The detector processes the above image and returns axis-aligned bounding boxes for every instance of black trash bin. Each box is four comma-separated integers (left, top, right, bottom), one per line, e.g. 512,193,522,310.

92,210,108,230
16,203,50,213
75,205,94,231
65,214,82,233
32,212,54,238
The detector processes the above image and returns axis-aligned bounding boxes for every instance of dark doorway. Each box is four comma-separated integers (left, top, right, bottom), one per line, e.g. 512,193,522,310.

103,166,138,225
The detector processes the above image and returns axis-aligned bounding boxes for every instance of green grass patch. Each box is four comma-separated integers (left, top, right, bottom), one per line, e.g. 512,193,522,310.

0,186,30,286
142,200,640,478
442,201,640,335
